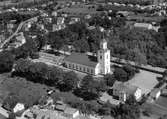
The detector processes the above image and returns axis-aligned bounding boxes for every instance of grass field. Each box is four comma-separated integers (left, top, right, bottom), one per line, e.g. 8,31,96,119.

0,73,86,108
142,102,167,117
0,73,49,107
155,96,167,109
128,70,160,95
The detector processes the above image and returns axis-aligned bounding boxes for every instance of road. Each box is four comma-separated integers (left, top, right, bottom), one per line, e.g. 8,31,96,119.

0,16,38,49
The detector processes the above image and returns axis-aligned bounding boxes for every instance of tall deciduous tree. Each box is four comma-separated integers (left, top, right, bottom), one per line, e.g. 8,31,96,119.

0,51,14,73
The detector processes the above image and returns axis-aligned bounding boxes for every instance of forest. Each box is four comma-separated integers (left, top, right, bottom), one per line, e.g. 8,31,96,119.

47,15,167,68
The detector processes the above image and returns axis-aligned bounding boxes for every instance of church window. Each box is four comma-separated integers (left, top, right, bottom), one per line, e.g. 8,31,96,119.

91,69,93,74
80,67,82,71
87,68,90,73
69,64,71,68
100,56,102,59
76,65,78,70
106,55,108,59
83,67,86,72
73,64,75,68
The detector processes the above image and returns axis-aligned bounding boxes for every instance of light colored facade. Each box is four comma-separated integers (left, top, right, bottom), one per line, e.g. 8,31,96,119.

98,39,111,74
134,23,153,30
134,88,142,100
65,39,111,75
150,88,161,100
64,107,79,118
52,24,66,31
66,61,99,75
13,103,25,113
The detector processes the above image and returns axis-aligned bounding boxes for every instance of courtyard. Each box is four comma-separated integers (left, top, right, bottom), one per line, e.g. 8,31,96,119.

128,70,161,95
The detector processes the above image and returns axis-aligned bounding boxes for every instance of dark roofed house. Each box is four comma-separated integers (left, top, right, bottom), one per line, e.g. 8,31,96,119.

113,81,142,102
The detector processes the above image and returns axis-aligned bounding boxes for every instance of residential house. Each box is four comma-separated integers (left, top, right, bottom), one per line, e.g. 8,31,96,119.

13,103,25,113
57,17,65,25
0,107,9,118
117,11,134,17
150,88,161,100
113,81,142,102
15,32,26,47
134,23,153,30
52,11,57,17
9,32,26,49
52,24,66,31
85,14,92,19
69,17,80,24
63,107,79,118
0,35,5,43
55,101,79,118
161,89,167,96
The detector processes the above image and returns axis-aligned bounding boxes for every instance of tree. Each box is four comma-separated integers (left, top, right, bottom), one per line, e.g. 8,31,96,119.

114,68,128,82
35,34,47,51
133,48,147,65
59,71,79,91
46,66,64,86
2,93,19,111
104,74,116,87
98,101,112,115
162,70,167,78
123,64,137,80
49,34,64,50
8,112,16,119
0,51,14,73
73,38,90,53
79,75,100,100
115,95,141,119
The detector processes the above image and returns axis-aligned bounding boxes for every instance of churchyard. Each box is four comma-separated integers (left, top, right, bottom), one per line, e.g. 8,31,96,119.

128,70,161,95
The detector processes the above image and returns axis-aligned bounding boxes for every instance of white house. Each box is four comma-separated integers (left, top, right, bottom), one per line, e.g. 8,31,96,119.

52,24,66,31
150,88,161,100
64,39,111,75
52,11,57,17
64,107,79,118
13,103,25,113
57,17,65,25
113,81,142,102
134,23,153,30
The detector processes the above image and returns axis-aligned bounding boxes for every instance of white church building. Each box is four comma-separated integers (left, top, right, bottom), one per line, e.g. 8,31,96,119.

64,39,111,75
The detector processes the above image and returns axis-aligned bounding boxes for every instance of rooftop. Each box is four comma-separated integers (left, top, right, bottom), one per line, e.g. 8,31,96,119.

64,107,78,115
113,81,138,95
55,104,66,111
65,52,98,68
134,22,152,28
150,88,161,97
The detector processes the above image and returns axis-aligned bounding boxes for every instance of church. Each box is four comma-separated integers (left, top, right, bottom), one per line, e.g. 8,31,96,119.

64,39,111,75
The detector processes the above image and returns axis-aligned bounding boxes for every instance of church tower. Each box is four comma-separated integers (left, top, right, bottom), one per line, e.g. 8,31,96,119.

98,39,111,74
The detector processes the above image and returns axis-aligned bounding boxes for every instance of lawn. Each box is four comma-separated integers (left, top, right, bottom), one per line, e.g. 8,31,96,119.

0,73,49,107
128,70,160,95
142,102,167,117
0,73,98,109
155,96,167,109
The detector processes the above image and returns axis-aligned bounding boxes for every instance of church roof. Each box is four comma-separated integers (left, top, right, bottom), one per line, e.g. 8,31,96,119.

65,52,98,68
